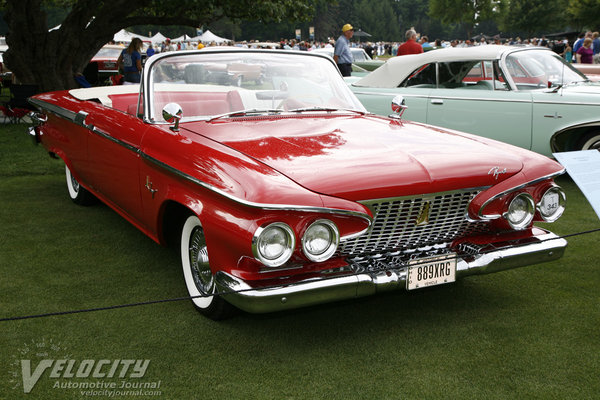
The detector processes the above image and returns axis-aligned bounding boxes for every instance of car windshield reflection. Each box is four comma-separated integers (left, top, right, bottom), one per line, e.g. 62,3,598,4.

505,50,587,90
147,51,366,122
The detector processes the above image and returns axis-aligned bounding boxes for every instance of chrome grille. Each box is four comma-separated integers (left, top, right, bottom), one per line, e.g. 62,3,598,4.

339,189,490,256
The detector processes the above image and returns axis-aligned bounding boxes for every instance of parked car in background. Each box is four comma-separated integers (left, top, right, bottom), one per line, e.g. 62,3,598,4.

84,44,125,85
313,47,384,71
349,45,600,155
29,49,567,319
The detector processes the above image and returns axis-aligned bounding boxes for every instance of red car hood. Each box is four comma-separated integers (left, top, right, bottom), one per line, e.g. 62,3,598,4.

186,115,524,201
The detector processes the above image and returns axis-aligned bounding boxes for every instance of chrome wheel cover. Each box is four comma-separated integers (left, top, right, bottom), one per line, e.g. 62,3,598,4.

188,226,214,295
581,135,600,151
70,174,80,193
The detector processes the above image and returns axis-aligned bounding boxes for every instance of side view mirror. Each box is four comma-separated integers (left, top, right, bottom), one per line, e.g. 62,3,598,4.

162,102,183,132
390,95,407,119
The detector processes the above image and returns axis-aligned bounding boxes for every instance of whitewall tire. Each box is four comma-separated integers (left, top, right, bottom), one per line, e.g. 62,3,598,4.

65,165,95,205
180,215,234,319
579,132,600,151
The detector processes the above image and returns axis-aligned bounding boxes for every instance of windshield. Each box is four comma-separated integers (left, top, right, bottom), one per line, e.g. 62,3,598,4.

505,49,588,90
147,51,365,122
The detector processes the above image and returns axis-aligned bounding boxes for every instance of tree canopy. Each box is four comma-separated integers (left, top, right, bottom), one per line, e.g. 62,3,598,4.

2,0,315,90
1,0,599,91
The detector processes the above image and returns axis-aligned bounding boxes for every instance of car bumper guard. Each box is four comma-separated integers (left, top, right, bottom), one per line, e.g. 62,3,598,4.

215,230,567,314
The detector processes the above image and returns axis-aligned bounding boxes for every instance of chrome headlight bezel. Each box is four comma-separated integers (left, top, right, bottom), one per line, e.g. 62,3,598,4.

504,193,535,230
537,186,566,222
252,222,296,268
301,219,340,262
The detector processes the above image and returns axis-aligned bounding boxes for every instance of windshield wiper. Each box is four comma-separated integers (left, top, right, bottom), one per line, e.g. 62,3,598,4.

289,107,368,115
547,79,591,93
208,108,284,122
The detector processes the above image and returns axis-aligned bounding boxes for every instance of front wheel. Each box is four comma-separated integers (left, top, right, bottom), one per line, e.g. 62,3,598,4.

578,132,600,151
180,215,235,319
65,165,95,205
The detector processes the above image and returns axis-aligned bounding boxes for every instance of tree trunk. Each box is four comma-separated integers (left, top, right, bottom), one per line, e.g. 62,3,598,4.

3,0,140,91
2,0,313,92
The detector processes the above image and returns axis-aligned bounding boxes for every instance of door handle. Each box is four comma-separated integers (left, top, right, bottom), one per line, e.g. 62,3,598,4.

430,99,444,105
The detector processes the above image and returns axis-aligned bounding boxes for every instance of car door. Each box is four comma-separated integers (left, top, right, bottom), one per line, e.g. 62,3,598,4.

425,61,534,150
83,104,151,228
353,87,430,122
352,62,437,122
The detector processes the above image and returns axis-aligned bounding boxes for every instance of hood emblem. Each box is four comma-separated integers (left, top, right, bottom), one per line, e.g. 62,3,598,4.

416,201,431,226
488,166,507,180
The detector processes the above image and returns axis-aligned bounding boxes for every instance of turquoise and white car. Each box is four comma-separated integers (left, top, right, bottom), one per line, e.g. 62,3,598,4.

348,45,600,156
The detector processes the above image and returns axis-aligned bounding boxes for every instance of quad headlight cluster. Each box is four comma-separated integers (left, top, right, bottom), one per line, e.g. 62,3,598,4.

537,186,566,222
503,186,566,230
301,220,340,262
504,193,535,230
253,219,340,267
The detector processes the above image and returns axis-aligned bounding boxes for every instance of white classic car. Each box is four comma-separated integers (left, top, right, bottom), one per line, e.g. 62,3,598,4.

348,45,600,156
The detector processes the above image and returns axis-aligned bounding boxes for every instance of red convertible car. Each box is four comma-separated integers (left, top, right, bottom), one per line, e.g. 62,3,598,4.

28,49,567,319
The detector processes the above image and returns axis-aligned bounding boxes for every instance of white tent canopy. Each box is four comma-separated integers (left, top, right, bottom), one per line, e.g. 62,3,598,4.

150,32,167,44
198,30,231,44
113,29,152,43
171,34,194,42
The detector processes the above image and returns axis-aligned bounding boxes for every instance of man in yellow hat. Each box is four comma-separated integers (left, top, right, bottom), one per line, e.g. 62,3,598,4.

334,23,354,77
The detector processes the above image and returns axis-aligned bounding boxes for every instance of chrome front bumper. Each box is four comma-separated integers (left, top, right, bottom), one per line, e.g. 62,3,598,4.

216,231,567,314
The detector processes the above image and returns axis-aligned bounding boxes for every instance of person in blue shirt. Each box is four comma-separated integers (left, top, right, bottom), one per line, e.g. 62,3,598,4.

572,32,586,62
334,24,354,77
146,44,156,58
117,38,143,83
592,32,600,62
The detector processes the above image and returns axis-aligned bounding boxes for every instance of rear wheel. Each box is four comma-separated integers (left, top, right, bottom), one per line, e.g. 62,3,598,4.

578,131,600,151
180,215,235,320
65,165,95,205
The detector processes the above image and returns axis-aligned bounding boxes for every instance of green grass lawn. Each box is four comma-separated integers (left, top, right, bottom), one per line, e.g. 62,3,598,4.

1,123,599,399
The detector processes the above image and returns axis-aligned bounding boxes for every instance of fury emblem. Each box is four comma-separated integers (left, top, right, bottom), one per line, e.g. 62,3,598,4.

145,176,158,198
416,201,431,226
488,166,507,180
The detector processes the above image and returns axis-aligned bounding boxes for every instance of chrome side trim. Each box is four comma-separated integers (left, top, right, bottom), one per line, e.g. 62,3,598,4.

351,91,531,104
352,91,430,99
433,95,530,103
92,126,140,154
216,230,567,313
28,98,77,121
534,100,600,107
28,98,372,223
478,169,566,219
140,152,372,222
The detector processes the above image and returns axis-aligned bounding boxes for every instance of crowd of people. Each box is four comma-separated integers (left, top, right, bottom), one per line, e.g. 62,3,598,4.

125,26,600,67
114,25,600,82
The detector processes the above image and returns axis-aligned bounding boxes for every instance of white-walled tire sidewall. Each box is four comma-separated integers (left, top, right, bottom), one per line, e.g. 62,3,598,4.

580,134,600,151
65,165,80,200
180,216,214,309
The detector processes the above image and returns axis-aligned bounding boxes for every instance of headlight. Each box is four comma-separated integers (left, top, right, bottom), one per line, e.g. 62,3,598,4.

537,186,566,222
504,193,535,230
252,222,295,267
301,220,339,262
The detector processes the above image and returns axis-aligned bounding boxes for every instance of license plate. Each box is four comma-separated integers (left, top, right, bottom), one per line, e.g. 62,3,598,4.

407,254,457,290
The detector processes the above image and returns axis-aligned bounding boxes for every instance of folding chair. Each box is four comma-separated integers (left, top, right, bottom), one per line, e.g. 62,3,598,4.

0,104,29,123
0,104,16,123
